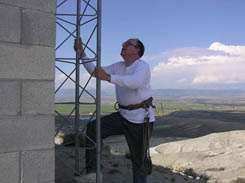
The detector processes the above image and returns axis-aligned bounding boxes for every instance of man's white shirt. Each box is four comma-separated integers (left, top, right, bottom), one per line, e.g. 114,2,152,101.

82,57,155,124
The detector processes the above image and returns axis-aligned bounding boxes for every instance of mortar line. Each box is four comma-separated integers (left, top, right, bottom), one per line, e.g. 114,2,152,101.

19,151,22,183
0,2,55,14
0,78,54,82
0,40,54,48
20,8,23,44
19,80,22,116
1,148,54,155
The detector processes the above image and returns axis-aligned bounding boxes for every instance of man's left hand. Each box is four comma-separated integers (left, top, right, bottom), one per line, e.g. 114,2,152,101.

94,67,110,81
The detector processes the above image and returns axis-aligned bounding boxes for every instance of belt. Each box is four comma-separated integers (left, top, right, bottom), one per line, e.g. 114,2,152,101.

114,97,154,111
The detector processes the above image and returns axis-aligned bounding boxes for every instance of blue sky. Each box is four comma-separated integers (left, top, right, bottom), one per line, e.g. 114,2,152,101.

56,0,245,90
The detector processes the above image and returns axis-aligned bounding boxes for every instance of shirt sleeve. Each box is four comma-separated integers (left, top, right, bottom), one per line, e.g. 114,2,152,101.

110,63,150,89
81,57,96,75
81,56,117,76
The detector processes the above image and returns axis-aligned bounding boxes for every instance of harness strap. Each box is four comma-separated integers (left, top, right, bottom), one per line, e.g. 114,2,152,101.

115,97,154,111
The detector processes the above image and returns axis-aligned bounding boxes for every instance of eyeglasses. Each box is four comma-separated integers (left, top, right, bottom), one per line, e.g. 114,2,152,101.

122,41,139,48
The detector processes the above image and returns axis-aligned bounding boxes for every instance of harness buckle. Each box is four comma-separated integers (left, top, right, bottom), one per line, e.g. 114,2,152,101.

114,102,120,111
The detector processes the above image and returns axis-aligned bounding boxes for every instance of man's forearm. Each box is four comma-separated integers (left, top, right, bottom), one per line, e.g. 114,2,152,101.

80,56,96,75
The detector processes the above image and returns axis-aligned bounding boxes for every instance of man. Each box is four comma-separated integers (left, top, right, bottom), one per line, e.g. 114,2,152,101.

74,38,155,183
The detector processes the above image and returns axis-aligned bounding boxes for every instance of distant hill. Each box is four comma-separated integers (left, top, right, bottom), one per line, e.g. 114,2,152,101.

152,89,245,99
55,88,245,102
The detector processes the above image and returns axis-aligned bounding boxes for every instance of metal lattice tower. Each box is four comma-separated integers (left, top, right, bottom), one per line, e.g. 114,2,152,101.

55,0,101,182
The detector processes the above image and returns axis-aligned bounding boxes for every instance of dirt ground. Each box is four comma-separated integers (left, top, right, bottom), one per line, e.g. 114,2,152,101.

55,145,206,183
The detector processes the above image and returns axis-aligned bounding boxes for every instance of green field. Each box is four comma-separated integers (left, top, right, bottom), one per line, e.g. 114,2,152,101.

55,103,116,115
55,100,245,116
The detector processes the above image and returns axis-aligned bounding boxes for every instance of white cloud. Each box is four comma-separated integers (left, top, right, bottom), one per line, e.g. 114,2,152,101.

144,46,227,63
192,75,219,84
150,42,245,89
209,42,245,56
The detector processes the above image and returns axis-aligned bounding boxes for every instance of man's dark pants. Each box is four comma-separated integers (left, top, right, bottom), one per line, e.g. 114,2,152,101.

85,112,154,183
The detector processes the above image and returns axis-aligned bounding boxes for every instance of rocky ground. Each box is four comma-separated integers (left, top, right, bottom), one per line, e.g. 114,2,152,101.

151,130,245,183
55,110,245,183
55,137,207,183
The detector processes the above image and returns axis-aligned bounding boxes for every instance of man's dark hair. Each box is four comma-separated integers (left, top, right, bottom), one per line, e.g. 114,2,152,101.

136,39,145,58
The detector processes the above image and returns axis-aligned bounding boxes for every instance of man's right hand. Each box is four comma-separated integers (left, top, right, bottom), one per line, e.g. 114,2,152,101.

74,38,86,58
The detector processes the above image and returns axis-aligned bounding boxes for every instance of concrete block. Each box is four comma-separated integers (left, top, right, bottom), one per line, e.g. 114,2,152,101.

0,115,54,153
0,43,55,80
0,4,21,43
38,150,55,182
0,0,56,14
22,81,55,115
21,150,54,183
22,10,56,47
0,152,19,183
0,80,21,115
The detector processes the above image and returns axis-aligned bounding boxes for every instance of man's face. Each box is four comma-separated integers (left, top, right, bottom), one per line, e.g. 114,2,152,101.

121,39,139,59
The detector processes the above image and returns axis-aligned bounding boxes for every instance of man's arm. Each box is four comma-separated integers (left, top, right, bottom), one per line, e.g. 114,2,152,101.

74,38,96,75
110,63,150,89
74,38,110,81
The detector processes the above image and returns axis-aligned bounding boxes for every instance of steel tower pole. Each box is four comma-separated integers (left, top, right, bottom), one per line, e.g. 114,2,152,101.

75,0,81,176
96,0,102,182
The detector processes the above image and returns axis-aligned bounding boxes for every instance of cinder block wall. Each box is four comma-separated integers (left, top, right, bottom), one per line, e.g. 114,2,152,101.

0,1,56,183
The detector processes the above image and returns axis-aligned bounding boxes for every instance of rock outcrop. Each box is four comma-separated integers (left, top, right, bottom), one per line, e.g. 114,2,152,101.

151,130,245,183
